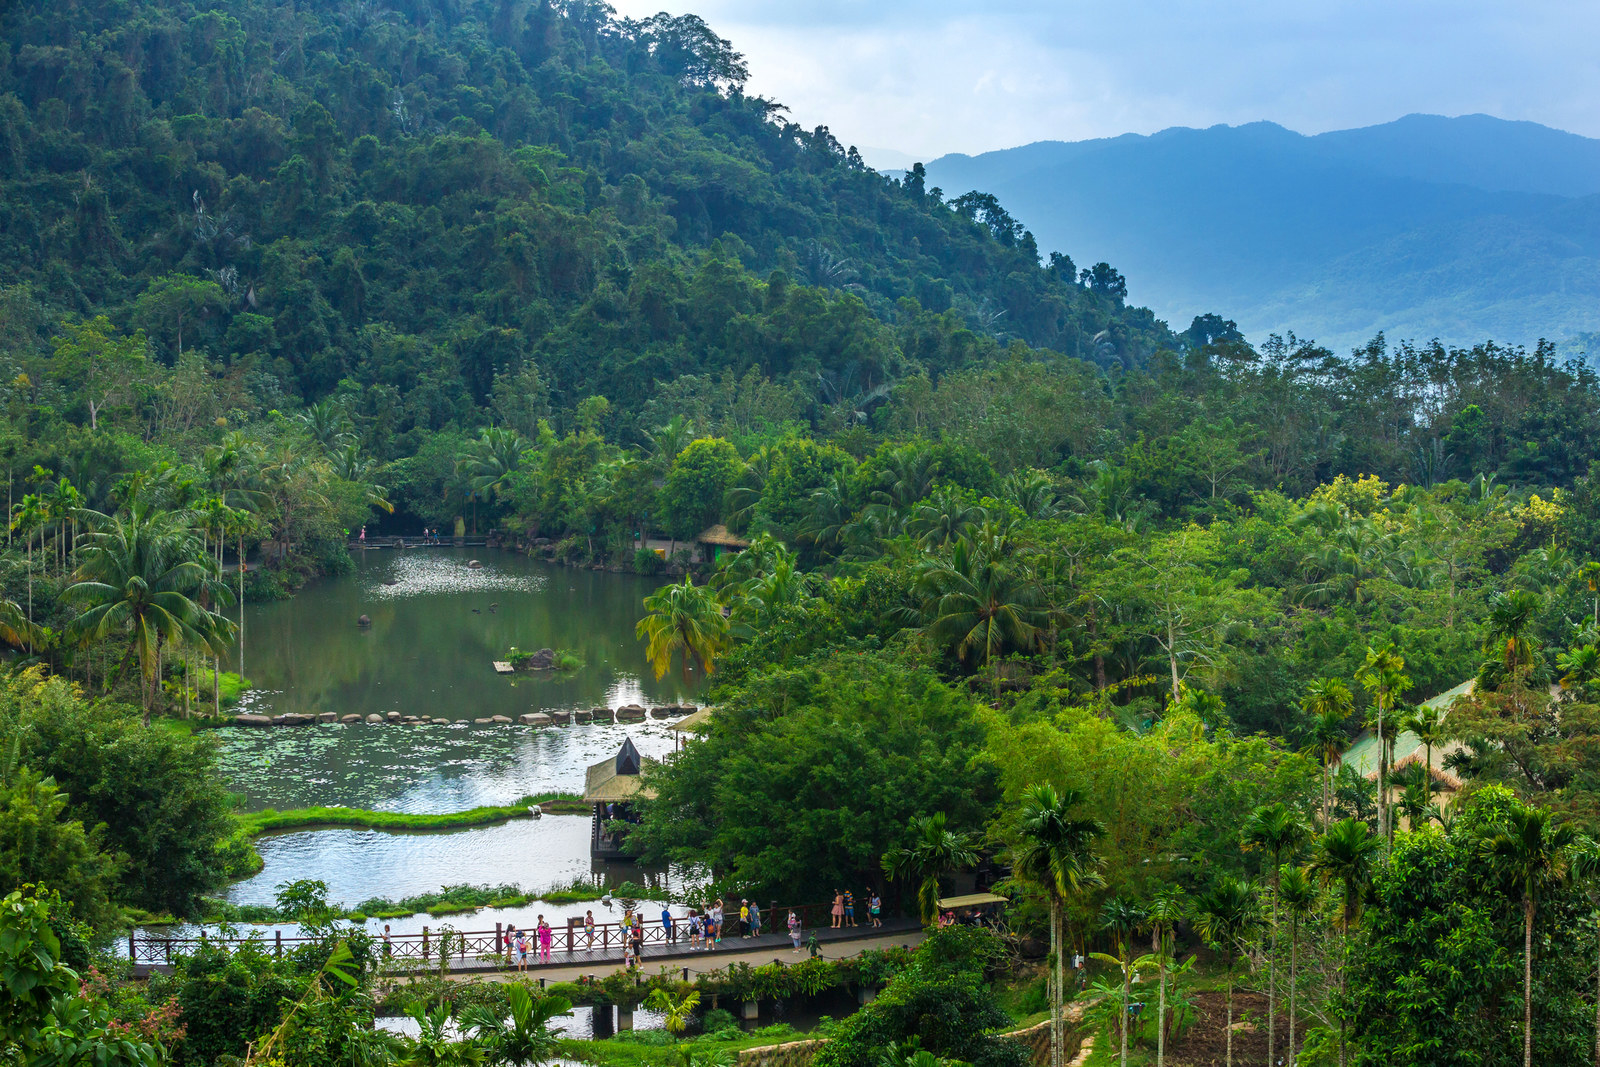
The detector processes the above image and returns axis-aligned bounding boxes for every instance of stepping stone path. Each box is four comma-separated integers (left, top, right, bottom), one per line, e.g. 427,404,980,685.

230,702,702,729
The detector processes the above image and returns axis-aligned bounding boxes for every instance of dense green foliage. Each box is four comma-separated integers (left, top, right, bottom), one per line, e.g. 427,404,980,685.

0,668,239,916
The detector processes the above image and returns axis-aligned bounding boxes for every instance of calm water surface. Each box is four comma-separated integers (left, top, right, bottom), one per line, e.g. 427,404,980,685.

218,548,698,812
204,550,701,915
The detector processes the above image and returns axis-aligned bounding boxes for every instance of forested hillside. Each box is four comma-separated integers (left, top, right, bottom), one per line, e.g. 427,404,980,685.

0,0,1164,434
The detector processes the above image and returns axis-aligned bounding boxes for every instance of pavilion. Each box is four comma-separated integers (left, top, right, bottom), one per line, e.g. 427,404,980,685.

584,737,657,858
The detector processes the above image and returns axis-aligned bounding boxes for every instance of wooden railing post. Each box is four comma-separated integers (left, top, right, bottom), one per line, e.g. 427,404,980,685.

274,931,282,959
128,932,136,961
422,926,430,959
496,923,502,958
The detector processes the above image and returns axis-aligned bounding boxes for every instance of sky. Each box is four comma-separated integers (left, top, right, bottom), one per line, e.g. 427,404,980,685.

608,0,1600,166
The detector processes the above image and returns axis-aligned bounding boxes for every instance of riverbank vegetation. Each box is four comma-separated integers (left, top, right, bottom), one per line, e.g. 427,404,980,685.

234,793,585,837
2,0,1600,1063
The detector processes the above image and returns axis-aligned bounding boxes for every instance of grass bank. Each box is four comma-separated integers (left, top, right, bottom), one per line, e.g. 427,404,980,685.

234,792,587,837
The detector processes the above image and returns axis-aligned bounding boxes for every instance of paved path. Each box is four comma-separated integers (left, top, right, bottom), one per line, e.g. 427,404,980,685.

415,927,927,985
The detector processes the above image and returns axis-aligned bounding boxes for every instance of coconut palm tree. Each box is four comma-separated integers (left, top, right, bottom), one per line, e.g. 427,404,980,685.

1277,865,1316,1067
461,984,571,1066
1094,898,1149,1067
1193,877,1260,1067
1015,784,1106,1067
881,812,978,926
915,533,1048,696
908,486,985,549
295,397,355,452
636,576,730,682
61,503,234,724
1243,803,1310,1067
455,427,530,532
1311,818,1382,1067
1482,805,1579,1067
1145,889,1184,1067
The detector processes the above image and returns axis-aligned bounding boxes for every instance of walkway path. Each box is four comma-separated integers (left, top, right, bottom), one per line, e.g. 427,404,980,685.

425,926,926,985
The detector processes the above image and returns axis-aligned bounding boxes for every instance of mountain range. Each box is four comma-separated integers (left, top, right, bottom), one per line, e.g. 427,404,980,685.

925,114,1600,353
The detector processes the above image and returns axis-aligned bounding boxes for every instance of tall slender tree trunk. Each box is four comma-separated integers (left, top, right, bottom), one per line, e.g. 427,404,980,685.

1523,895,1534,1067
1268,876,1279,1067
1157,952,1167,1067
1225,957,1235,1067
214,654,221,718
238,534,246,681
1376,702,1388,842
1288,922,1298,1067
1120,951,1131,1065
1323,764,1332,831
1050,897,1064,1067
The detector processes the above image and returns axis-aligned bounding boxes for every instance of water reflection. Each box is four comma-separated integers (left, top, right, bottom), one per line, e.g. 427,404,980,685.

216,548,698,813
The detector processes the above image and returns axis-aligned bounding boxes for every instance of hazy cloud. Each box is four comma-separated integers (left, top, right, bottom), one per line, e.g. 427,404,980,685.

610,1,1600,161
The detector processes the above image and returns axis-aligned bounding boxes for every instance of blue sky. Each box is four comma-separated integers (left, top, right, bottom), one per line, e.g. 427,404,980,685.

610,0,1600,164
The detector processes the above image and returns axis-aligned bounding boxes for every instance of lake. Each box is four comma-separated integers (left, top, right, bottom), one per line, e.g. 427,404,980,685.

209,548,701,913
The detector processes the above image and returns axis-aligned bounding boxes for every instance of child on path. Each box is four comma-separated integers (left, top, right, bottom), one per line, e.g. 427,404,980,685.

869,893,882,928
788,910,802,952
584,910,595,949
514,928,528,971
739,899,751,937
843,889,856,926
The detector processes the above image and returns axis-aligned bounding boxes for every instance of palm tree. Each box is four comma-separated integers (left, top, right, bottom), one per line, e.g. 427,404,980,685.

1579,561,1600,628
400,999,482,1067
1482,805,1578,1067
1356,645,1409,842
61,503,234,724
1000,469,1060,520
882,812,978,926
1558,644,1600,700
295,398,355,452
1094,898,1148,1067
907,486,985,549
1398,702,1450,795
1015,784,1106,1067
1311,818,1381,1067
455,427,531,532
916,534,1048,696
1306,709,1350,830
1277,865,1317,1067
1483,589,1543,683
1569,837,1600,1067
461,984,571,1066
1193,877,1260,1067
1243,803,1310,1067
1145,890,1184,1067
644,987,700,1040
636,576,730,682
799,475,852,552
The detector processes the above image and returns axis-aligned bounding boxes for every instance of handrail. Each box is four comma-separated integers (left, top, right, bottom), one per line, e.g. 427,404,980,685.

127,901,835,965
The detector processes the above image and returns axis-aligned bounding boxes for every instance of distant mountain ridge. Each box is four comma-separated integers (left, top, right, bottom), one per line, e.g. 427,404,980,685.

926,115,1600,352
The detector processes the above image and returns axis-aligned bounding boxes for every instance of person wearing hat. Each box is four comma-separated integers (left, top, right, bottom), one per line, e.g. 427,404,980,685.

739,899,751,937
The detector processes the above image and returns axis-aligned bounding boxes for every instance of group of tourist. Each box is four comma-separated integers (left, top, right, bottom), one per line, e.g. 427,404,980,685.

830,889,882,929
503,918,554,969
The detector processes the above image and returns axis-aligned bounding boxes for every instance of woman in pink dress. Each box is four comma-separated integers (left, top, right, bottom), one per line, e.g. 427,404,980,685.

831,890,845,928
537,916,553,963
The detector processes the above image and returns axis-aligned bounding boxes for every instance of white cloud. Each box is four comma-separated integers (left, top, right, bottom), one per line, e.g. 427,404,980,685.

608,0,1600,156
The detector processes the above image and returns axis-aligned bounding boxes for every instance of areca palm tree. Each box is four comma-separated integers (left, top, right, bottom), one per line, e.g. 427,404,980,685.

636,577,730,682
1277,865,1317,1067
1398,703,1450,794
461,985,571,1066
881,812,978,926
1243,803,1310,1067
1193,877,1260,1067
1483,589,1543,682
1095,898,1149,1067
1145,890,1184,1067
1015,784,1105,1067
1569,837,1600,1067
1482,806,1579,1067
1311,818,1382,1067
1306,708,1351,830
1558,644,1600,700
1356,645,1409,842
61,503,234,724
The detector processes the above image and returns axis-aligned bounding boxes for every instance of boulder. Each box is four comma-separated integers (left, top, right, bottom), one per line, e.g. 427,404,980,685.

364,714,383,724
527,713,553,726
385,711,401,722
317,712,338,723
431,717,451,725
403,716,420,723
518,648,556,670
616,704,646,722
473,717,493,725
680,704,698,714
276,713,313,726
649,706,672,719
358,614,371,626
573,709,594,724
467,559,483,569
340,713,362,724
519,713,540,725
490,715,512,724
233,713,272,727
549,711,571,725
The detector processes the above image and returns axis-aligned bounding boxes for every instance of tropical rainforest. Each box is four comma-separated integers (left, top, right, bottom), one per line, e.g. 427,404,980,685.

6,1,1600,1066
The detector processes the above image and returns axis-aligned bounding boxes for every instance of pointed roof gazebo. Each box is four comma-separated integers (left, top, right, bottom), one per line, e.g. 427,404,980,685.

585,738,657,857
